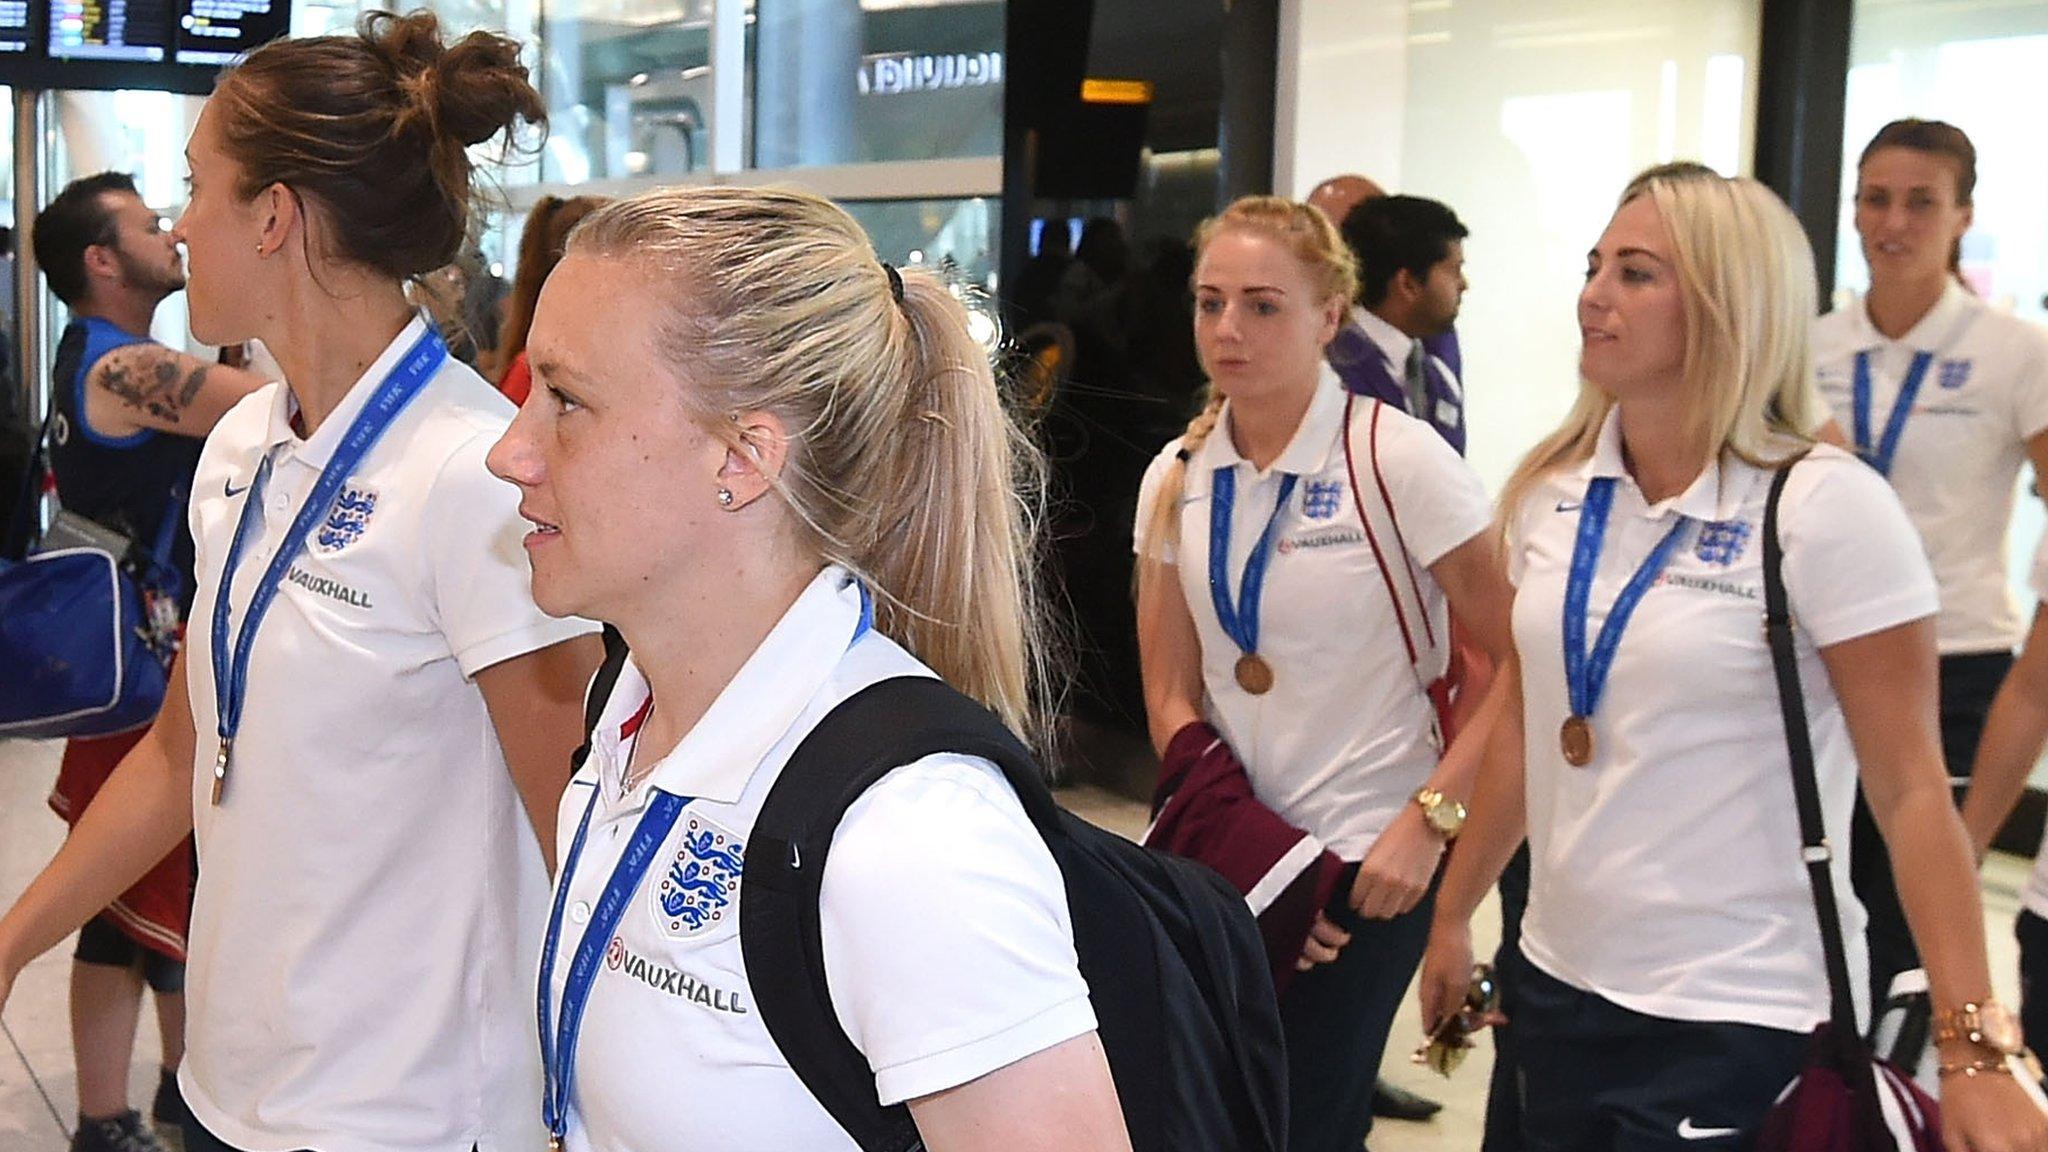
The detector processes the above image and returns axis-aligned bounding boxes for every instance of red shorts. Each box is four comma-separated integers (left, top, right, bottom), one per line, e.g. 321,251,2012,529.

48,727,195,962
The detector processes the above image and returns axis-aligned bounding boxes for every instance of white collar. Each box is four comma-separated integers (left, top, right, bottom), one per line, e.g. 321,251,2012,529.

1844,279,1976,355
595,566,870,807
1193,373,1352,480
1352,305,1419,369
1576,406,1733,523
257,314,434,467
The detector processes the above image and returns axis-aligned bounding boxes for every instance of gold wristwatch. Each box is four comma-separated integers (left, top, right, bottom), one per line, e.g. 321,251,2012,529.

1932,1000,2024,1055
1413,787,1466,841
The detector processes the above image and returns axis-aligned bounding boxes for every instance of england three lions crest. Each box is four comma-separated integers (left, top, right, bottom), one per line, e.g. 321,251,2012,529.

315,483,378,554
656,814,745,939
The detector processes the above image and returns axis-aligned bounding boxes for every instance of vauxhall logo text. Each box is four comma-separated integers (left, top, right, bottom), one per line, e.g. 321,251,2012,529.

605,936,748,1014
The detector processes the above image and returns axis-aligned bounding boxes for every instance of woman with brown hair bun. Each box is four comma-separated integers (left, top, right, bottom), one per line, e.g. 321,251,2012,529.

496,194,607,405
0,12,602,1152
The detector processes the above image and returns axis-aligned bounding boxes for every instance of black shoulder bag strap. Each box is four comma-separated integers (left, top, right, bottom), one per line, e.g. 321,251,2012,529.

2,396,59,561
740,675,1059,1152
1761,456,1863,1056
569,624,630,771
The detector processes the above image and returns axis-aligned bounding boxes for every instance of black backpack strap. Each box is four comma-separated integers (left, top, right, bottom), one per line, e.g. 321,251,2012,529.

1761,457,1861,1049
740,675,1056,1152
2,388,59,561
570,625,630,771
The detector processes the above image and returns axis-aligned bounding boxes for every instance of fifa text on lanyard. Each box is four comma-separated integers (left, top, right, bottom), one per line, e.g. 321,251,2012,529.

537,586,874,1151
208,327,447,804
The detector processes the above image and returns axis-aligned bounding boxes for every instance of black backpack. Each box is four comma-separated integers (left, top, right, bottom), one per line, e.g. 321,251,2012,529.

574,647,1287,1152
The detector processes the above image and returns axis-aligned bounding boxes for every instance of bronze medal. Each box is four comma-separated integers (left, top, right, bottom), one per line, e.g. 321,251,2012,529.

1235,653,1275,695
1560,715,1594,767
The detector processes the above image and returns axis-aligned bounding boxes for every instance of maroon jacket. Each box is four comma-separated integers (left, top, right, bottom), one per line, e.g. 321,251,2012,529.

1143,720,1354,996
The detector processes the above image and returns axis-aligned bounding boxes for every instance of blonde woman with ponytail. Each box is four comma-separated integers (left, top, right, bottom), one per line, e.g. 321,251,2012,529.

486,185,1129,1152
1417,163,2047,1152
1133,195,1512,1152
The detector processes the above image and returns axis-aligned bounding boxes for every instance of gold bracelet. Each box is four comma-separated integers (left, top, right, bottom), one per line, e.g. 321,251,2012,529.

1937,1058,2015,1078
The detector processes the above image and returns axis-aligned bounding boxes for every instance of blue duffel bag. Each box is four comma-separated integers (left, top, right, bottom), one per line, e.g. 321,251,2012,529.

0,417,183,740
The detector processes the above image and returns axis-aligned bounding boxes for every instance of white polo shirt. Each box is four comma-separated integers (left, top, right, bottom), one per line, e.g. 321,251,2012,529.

1134,376,1492,860
1509,414,1939,1033
548,566,1096,1152
1814,282,2048,654
183,317,597,1152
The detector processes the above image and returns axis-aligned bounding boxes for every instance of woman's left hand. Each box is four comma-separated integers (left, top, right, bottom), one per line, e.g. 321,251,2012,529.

1940,1067,2048,1152
1350,805,1445,920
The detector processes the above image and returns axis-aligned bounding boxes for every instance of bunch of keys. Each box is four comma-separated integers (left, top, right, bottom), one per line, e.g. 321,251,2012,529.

1412,962,1500,1077
137,585,185,663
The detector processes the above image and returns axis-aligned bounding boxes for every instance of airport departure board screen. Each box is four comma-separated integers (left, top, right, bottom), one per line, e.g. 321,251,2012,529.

0,0,285,92
174,0,282,65
50,0,173,62
0,0,31,56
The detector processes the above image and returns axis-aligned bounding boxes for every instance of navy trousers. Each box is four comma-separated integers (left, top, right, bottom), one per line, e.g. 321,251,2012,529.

1854,649,2011,1009
1281,884,1436,1152
1512,950,1808,1151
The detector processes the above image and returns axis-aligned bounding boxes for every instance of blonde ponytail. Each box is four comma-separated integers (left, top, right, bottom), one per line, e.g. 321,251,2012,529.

569,186,1052,746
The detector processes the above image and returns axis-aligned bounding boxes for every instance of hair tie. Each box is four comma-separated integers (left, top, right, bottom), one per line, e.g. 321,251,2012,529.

881,261,905,305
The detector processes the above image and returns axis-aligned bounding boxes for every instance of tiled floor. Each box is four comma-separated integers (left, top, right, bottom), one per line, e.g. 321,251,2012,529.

0,744,2031,1152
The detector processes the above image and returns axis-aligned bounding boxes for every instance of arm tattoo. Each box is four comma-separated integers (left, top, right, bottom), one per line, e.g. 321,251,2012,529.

97,350,210,424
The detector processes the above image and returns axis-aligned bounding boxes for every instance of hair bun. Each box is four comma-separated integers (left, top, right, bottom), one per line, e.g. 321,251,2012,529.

365,9,543,150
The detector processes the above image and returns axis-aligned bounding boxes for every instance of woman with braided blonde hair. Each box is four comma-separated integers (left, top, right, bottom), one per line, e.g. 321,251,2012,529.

1134,195,1512,1152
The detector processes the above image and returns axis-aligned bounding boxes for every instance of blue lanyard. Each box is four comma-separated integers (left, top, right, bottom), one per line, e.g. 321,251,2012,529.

538,584,875,1147
1562,477,1692,720
1851,349,1935,478
207,326,447,804
1207,467,1299,659
539,782,690,1148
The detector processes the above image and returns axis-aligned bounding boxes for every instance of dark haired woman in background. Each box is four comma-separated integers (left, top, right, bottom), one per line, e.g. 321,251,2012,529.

494,193,606,405
1812,118,2048,1012
0,13,599,1152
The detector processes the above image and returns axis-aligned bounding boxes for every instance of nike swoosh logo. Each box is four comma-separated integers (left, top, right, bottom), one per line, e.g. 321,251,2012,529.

1677,1118,1741,1140
1555,500,1582,512
224,478,250,498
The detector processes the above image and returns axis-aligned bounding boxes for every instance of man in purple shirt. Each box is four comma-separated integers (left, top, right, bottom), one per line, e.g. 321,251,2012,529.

1326,194,1469,454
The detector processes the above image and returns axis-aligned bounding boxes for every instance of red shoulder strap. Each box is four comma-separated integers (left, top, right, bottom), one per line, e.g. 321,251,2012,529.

1342,394,1422,666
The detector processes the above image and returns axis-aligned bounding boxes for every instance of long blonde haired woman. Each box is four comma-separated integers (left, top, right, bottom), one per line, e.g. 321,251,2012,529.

1418,163,2047,1151
1133,195,1512,1152
488,185,1130,1151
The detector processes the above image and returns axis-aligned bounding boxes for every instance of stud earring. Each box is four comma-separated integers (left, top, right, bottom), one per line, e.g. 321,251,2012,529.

716,487,735,507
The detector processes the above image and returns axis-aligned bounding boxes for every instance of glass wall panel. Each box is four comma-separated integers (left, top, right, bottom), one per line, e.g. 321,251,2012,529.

749,0,1001,169
1392,0,1761,492
537,0,711,183
841,194,997,288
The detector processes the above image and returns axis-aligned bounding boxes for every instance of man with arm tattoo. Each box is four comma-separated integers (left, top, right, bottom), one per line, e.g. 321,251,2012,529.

28,172,269,1152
